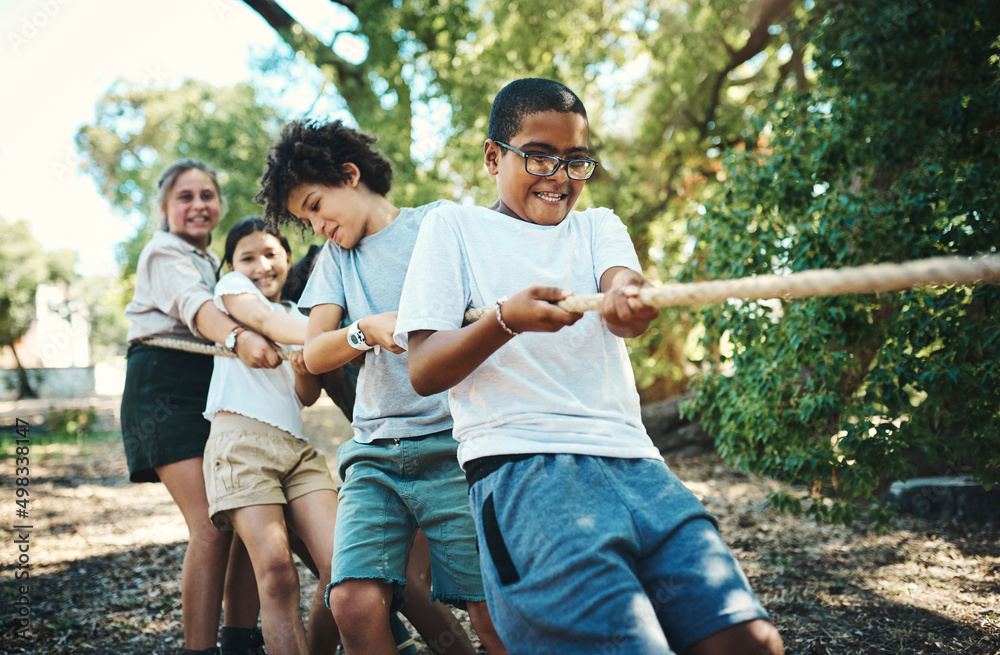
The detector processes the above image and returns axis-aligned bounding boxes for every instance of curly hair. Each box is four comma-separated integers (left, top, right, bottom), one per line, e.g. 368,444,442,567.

255,119,394,225
488,78,588,145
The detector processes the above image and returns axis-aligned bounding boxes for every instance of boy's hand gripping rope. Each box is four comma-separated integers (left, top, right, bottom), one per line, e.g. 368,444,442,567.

463,253,1000,322
141,254,1000,357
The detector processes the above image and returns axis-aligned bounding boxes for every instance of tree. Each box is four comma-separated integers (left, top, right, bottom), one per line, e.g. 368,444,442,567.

74,275,130,361
685,0,1000,527
241,0,807,398
78,1,808,398
76,79,286,276
0,217,77,398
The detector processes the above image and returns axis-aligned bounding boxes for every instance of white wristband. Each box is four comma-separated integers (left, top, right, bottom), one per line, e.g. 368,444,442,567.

346,319,375,352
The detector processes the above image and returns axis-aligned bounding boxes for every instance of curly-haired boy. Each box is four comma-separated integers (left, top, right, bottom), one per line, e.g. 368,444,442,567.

256,119,506,655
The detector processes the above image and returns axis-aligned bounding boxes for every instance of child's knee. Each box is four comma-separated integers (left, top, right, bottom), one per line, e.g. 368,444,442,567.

743,620,783,655
688,619,783,655
255,555,299,597
188,524,231,550
327,580,390,629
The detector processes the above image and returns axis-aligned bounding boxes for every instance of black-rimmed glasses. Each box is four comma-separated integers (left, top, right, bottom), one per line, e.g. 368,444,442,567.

494,141,599,181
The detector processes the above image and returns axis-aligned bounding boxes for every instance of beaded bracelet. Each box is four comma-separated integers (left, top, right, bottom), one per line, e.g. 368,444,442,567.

495,296,520,336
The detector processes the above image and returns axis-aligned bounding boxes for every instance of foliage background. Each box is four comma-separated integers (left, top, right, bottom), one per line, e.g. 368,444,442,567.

0,217,78,396
684,0,1000,527
66,0,999,524
80,0,805,396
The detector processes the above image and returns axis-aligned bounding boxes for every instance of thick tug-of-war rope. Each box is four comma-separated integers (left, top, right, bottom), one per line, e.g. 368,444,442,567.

462,253,1000,322
138,336,293,360
142,254,1000,358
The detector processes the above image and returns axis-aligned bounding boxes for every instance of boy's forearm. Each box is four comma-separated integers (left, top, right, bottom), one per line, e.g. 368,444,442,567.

408,318,512,396
303,303,353,375
303,328,359,375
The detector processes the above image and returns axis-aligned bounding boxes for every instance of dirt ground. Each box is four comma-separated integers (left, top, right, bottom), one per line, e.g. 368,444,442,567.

1,396,998,654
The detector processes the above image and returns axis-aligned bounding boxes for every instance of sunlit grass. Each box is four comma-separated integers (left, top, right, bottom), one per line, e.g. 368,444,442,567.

1,430,118,455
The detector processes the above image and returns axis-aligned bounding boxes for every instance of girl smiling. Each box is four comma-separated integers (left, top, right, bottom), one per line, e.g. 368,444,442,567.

202,216,340,655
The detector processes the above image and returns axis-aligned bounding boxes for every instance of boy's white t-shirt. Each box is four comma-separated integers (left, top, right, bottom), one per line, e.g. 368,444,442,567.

394,204,663,468
203,271,307,440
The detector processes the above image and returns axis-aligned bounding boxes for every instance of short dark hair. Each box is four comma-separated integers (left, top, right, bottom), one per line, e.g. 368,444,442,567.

488,78,588,144
223,216,292,266
255,119,394,225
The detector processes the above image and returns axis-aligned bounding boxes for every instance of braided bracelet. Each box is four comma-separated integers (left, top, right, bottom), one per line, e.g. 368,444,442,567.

495,297,520,336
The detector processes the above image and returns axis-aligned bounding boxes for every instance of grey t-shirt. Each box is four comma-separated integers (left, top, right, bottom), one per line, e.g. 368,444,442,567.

394,204,662,468
298,201,453,443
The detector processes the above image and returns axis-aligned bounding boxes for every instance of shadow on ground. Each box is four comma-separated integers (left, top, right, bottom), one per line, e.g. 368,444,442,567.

1,402,997,654
2,541,188,655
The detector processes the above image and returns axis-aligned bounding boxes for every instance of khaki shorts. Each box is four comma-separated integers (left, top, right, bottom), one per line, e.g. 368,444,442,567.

203,413,337,530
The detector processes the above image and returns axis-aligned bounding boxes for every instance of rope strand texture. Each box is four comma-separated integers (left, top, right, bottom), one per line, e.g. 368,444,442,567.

137,337,291,360
463,253,1000,323
139,254,999,356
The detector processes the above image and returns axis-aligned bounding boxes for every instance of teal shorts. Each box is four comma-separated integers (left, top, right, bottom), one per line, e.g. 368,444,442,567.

327,431,486,609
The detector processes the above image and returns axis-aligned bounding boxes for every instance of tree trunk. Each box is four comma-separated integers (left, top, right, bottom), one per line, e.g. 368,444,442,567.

9,345,37,399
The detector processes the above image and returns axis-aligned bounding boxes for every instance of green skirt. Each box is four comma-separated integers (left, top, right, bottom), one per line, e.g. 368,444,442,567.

120,343,214,483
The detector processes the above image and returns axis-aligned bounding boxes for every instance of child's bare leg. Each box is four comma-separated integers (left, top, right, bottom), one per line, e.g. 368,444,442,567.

407,528,432,588
157,458,232,650
223,534,261,628
229,505,307,655
327,578,396,655
284,490,341,655
400,531,474,655
289,530,318,577
687,619,783,655
466,601,506,655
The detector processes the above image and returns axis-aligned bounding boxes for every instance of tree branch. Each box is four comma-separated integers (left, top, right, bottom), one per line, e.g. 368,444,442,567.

241,0,374,112
326,0,356,13
789,29,809,91
696,0,799,138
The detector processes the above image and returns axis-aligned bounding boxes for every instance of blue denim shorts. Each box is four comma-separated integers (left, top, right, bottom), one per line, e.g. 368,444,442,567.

468,454,770,654
327,431,485,609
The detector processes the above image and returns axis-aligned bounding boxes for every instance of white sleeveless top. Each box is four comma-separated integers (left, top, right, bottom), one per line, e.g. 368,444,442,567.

203,272,308,440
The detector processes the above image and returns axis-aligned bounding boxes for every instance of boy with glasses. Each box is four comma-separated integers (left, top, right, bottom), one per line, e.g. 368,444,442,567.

394,78,784,654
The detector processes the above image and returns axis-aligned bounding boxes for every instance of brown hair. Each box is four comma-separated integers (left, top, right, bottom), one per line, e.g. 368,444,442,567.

156,159,227,229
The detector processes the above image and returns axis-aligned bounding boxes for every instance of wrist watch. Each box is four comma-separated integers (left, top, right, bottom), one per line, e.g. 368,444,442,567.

347,320,374,352
225,326,245,354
